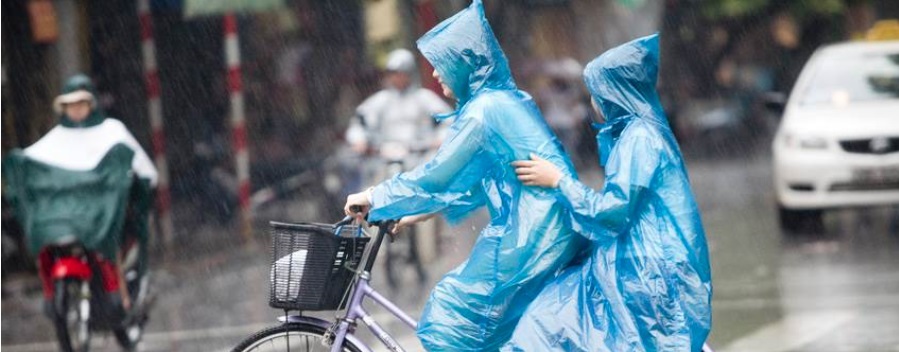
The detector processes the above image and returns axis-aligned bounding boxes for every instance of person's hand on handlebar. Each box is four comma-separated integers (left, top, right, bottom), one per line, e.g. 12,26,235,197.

344,188,373,221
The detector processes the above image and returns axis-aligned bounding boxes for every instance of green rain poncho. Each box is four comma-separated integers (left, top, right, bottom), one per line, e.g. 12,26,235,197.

366,1,586,350
503,34,713,351
3,74,157,261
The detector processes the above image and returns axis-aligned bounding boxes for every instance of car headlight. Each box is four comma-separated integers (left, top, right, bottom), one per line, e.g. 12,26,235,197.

782,133,828,150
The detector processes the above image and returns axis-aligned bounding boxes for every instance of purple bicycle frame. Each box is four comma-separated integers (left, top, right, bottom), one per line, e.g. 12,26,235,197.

330,273,418,352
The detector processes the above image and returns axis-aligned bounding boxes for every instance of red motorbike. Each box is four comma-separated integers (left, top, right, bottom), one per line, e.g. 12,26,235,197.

4,146,153,352
37,235,148,352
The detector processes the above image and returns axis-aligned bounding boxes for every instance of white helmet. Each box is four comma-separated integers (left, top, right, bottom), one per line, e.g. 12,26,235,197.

385,48,416,73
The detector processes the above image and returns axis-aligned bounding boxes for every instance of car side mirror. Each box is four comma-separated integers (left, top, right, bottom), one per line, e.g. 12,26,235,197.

762,92,786,115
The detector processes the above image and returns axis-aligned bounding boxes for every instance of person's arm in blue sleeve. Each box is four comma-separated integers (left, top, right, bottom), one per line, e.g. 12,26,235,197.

515,134,660,240
367,115,488,221
440,185,486,224
561,135,660,238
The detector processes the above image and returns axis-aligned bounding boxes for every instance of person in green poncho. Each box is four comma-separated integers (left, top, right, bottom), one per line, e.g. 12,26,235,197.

4,74,157,310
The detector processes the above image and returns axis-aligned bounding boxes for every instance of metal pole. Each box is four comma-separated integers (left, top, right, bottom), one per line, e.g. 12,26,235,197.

52,0,83,78
224,13,253,242
138,0,175,247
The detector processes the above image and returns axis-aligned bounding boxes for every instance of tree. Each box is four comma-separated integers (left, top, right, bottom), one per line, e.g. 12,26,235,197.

660,0,852,98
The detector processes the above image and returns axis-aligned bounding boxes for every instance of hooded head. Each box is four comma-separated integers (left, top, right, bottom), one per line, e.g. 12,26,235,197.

53,74,105,128
584,33,665,125
584,34,669,165
416,0,516,109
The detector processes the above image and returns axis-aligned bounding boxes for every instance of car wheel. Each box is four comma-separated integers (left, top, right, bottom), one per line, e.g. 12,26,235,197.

778,206,824,234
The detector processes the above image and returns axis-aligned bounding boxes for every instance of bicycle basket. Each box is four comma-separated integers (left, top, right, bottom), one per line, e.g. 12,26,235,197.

269,221,369,311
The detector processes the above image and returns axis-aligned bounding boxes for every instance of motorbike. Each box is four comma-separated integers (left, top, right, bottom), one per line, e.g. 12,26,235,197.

3,145,152,352
37,234,148,352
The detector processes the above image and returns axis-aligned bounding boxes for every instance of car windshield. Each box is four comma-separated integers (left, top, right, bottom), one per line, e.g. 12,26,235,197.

800,51,899,106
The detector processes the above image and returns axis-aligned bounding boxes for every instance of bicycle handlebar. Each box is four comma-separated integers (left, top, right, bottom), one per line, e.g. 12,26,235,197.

335,215,355,227
339,208,397,242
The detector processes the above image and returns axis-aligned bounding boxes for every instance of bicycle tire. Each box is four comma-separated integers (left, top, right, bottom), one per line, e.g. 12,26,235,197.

53,278,91,352
232,323,363,352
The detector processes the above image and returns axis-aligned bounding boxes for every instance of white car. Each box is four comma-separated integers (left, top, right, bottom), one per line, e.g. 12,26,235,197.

772,40,899,232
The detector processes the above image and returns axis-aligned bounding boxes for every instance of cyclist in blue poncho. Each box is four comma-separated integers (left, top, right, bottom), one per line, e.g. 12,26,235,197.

343,1,586,350
503,34,713,351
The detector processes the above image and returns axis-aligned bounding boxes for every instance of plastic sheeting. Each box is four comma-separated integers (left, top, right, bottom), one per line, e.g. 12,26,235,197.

4,145,143,260
504,34,713,351
366,1,586,350
5,74,155,273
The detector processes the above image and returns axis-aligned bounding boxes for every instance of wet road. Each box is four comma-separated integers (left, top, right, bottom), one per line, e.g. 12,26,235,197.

691,155,899,352
3,149,899,351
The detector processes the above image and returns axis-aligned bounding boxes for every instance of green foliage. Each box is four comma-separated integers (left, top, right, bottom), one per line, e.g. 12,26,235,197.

616,0,648,9
700,0,847,20
790,0,845,17
701,0,769,18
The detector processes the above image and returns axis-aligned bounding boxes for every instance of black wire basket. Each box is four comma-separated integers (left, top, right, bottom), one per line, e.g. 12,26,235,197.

268,221,369,311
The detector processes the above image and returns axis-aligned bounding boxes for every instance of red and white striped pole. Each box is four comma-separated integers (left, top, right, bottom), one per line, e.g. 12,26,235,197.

224,13,253,241
138,0,174,246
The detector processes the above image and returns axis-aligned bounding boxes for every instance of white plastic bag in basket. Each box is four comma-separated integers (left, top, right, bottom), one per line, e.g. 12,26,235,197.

271,249,307,301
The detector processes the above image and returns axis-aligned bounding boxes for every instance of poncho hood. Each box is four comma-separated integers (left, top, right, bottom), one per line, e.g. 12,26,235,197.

54,74,105,128
416,0,517,117
584,34,672,165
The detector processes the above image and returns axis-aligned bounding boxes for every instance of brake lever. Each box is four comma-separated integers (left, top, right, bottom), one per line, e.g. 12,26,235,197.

347,205,397,243
335,215,355,227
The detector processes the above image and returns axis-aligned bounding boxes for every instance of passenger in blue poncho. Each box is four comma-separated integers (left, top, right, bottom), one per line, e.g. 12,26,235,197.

343,1,586,350
504,34,713,351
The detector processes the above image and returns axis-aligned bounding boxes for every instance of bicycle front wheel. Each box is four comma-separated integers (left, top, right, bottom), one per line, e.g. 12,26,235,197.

232,323,363,352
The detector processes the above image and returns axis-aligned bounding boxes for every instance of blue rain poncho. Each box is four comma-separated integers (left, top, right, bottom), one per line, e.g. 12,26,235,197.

366,1,586,350
503,34,712,351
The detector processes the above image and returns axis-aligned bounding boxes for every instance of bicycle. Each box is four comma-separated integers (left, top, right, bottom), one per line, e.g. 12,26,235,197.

232,214,717,352
232,215,417,352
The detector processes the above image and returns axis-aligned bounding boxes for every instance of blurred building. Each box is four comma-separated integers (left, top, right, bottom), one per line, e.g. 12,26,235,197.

3,0,897,220
3,0,372,202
